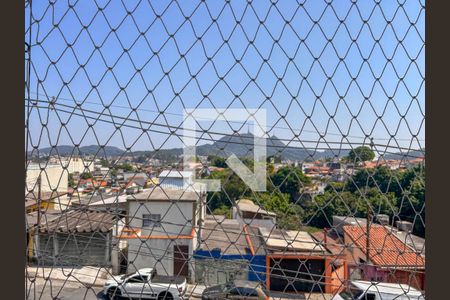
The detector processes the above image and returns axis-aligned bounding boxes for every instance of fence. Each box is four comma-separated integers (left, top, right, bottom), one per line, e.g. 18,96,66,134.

25,0,425,299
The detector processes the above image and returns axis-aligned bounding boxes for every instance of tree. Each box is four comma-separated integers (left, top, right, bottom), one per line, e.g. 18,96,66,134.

397,166,425,236
306,188,397,229
80,172,93,180
68,173,75,187
270,166,311,202
99,159,109,167
211,205,232,218
115,163,133,172
208,155,227,168
253,192,304,230
206,168,250,211
346,166,395,194
347,146,375,163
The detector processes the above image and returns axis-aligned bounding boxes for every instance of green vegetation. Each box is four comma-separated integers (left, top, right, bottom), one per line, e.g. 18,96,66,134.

347,146,375,163
68,173,75,187
116,163,134,172
270,166,312,201
207,168,250,211
99,159,109,167
206,157,425,236
211,205,232,218
80,172,93,180
309,165,425,236
208,155,227,168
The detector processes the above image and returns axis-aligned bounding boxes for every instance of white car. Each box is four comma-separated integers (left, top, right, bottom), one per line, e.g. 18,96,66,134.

332,280,425,300
103,268,187,300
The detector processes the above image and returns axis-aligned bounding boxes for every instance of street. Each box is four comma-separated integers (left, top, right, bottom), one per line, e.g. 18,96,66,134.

27,277,332,300
27,278,105,300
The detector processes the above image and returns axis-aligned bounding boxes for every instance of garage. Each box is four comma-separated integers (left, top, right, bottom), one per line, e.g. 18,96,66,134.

268,257,325,293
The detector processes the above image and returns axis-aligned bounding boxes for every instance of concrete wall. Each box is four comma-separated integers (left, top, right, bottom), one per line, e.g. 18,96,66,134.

35,232,111,266
330,264,346,294
128,201,195,236
194,258,249,285
194,251,267,285
27,164,69,210
127,238,195,281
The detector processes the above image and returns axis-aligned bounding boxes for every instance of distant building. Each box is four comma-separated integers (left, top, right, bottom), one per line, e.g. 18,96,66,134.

158,170,194,190
233,199,277,230
158,170,205,192
25,191,67,213
342,225,425,290
61,157,94,174
26,164,69,210
331,169,347,182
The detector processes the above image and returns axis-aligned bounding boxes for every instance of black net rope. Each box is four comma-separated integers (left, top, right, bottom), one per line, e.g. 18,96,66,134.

25,0,425,299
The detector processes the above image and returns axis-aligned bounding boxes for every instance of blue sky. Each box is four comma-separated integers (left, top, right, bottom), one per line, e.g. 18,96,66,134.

25,0,425,156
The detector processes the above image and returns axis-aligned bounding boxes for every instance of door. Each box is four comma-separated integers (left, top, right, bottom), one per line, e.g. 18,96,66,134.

269,258,325,292
173,245,189,277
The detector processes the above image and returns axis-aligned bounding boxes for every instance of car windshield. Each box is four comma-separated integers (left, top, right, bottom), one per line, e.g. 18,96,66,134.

120,272,135,280
223,282,235,292
339,286,364,300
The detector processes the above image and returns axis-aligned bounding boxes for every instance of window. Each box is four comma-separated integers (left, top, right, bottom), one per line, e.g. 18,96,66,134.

142,214,161,227
126,275,148,284
365,293,376,300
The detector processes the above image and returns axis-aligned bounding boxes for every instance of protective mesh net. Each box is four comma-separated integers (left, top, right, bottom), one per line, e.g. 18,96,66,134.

25,0,425,299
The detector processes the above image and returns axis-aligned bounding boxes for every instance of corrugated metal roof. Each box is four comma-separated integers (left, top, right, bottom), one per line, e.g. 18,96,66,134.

259,227,327,253
39,210,118,233
158,170,193,178
343,225,425,268
199,219,250,255
236,199,277,217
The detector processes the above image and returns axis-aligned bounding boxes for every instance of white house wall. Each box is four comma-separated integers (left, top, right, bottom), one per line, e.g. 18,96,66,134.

128,201,195,237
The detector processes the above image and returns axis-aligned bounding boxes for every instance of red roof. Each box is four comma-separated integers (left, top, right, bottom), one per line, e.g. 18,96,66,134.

343,225,425,268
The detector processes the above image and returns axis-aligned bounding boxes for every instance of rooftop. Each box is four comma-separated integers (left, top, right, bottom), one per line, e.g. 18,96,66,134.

37,210,119,233
389,227,425,256
88,193,129,207
127,188,203,202
26,210,61,228
236,199,277,217
198,219,253,255
25,191,68,208
258,227,327,254
343,225,425,268
158,170,193,179
310,230,346,256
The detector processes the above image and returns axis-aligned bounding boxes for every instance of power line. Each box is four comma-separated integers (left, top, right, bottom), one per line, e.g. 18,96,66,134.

29,101,424,156
28,94,425,143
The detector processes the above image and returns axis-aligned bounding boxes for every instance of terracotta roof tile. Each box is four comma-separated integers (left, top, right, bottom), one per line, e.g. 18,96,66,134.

343,225,425,268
